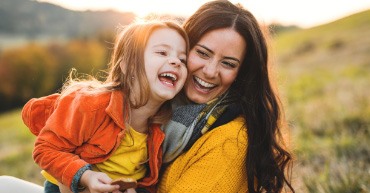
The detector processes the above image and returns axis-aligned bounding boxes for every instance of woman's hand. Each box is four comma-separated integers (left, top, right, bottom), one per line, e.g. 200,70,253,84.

80,170,120,193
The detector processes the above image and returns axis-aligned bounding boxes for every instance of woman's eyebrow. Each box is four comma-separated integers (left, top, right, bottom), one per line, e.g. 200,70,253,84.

196,44,214,54
224,56,241,63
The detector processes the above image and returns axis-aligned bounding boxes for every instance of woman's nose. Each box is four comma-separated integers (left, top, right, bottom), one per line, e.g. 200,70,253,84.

202,61,219,78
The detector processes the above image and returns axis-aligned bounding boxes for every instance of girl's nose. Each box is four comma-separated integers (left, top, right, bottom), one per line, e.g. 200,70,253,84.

168,57,181,67
202,60,219,78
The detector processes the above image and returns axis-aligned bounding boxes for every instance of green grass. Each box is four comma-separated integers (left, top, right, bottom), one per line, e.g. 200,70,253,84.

0,109,44,185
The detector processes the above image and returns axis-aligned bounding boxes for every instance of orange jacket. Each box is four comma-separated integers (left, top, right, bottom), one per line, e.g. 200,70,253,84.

22,90,165,191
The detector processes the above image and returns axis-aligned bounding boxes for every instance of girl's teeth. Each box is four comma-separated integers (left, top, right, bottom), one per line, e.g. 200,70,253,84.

160,73,177,81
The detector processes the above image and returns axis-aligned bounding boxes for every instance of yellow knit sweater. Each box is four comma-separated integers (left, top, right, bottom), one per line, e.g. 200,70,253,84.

158,116,248,193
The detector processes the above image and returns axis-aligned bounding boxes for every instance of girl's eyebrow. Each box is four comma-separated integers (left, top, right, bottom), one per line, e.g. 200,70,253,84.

153,44,171,48
196,44,241,63
153,44,187,55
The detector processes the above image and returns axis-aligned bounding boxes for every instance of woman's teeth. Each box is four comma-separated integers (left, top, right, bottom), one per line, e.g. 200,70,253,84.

194,76,216,88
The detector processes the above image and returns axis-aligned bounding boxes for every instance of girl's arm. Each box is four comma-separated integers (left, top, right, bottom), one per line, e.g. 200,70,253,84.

32,92,100,191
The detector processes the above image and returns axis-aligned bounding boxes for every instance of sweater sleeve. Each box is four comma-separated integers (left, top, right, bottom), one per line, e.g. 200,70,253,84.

158,117,248,193
32,92,98,190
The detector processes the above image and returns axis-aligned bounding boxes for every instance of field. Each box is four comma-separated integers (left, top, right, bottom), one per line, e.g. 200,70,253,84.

0,109,43,185
0,10,369,192
274,10,370,192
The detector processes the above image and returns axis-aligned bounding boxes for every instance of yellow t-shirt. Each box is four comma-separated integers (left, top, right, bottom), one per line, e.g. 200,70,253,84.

93,127,148,180
42,126,148,184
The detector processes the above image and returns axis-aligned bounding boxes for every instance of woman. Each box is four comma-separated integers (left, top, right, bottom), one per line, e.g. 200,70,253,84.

159,0,294,192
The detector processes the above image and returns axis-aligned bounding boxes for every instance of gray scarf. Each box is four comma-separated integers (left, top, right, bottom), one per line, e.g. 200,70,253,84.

161,91,238,163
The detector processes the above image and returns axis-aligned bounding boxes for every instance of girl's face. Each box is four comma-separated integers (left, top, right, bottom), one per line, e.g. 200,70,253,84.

184,28,246,104
144,27,188,104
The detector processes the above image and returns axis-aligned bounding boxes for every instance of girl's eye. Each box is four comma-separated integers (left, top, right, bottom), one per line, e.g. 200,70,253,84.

180,58,187,64
156,51,167,56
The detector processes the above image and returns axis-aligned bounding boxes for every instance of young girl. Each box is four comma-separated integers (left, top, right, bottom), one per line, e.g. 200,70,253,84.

22,20,188,193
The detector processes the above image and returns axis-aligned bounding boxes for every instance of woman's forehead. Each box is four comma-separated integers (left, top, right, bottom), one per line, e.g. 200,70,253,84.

197,28,247,60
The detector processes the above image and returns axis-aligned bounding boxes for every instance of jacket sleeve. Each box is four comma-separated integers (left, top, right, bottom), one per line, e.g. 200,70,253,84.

22,93,60,136
32,92,97,190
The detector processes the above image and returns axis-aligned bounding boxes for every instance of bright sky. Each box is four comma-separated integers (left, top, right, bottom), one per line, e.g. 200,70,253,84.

38,0,370,28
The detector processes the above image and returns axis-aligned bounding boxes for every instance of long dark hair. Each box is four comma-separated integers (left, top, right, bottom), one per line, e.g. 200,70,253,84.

183,0,294,192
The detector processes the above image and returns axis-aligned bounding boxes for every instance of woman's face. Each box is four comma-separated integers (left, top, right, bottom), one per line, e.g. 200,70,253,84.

184,28,246,103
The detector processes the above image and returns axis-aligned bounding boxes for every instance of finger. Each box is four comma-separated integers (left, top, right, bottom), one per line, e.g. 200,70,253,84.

126,188,137,193
97,174,113,184
96,184,120,193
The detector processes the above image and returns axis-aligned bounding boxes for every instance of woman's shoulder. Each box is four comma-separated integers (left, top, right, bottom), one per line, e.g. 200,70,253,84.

211,116,246,135
202,116,247,146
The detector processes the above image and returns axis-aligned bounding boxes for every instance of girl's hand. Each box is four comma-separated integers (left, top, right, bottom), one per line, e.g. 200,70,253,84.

80,170,120,193
58,182,73,193
123,188,136,193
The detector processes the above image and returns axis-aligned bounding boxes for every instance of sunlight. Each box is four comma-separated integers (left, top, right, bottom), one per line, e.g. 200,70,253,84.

37,0,370,28
99,0,218,18
37,0,210,17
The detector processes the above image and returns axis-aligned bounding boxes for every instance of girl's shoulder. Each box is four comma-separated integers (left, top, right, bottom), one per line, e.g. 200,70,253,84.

59,88,117,112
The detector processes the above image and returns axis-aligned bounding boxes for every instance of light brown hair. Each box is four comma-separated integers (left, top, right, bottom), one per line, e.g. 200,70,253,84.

62,20,189,124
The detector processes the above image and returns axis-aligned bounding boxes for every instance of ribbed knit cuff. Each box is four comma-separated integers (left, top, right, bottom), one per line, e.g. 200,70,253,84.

71,164,92,193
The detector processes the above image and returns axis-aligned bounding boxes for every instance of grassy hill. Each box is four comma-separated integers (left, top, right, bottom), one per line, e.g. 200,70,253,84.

0,10,369,192
273,9,370,192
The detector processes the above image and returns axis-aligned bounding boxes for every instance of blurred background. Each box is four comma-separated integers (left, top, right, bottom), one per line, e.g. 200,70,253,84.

0,0,369,192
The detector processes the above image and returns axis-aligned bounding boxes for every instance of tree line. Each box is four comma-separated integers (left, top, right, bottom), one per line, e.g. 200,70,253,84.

0,33,115,112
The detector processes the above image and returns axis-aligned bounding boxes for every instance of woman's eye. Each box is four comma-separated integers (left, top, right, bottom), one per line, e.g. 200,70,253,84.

196,49,209,58
222,61,237,68
180,58,187,64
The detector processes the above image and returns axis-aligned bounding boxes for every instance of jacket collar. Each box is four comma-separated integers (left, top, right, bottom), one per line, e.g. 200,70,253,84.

106,90,127,130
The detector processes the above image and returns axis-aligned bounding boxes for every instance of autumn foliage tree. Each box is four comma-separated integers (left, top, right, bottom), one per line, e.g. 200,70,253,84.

0,38,110,112
0,44,57,110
